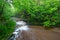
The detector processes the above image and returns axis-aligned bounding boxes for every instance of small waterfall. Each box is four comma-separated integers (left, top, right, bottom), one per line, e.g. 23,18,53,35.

8,21,29,40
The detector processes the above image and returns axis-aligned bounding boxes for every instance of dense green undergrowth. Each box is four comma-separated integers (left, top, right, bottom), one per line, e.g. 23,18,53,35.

14,0,60,27
0,19,16,40
0,0,16,40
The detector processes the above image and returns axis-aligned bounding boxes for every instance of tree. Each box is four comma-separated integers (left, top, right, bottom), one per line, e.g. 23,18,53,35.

0,0,16,40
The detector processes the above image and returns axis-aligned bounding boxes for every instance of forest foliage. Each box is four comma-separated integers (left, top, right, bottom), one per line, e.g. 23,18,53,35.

0,0,16,40
14,0,60,27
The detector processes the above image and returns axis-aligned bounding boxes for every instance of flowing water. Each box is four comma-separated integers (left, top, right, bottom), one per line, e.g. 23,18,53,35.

8,20,60,40
8,20,30,40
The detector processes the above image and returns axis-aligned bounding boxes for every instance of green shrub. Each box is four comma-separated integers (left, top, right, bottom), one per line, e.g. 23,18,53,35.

0,0,16,40
14,0,60,27
0,19,16,40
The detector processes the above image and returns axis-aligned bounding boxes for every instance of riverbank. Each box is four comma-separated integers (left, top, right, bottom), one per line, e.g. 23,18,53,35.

29,26,60,33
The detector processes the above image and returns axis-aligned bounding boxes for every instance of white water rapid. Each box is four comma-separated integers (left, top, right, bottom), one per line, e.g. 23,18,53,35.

9,21,29,40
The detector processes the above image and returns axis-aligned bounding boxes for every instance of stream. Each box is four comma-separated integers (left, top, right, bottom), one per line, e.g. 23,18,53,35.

8,20,60,40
